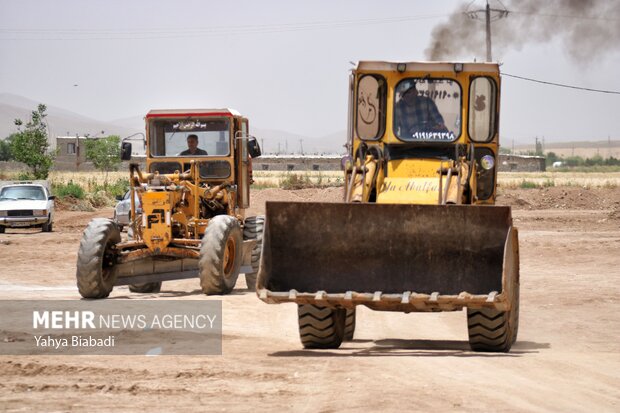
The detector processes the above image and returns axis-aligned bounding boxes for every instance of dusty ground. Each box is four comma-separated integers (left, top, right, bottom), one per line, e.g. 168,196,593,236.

0,186,619,412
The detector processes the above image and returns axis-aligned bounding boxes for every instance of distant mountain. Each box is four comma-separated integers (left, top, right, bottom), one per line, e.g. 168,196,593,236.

251,127,346,155
0,93,141,148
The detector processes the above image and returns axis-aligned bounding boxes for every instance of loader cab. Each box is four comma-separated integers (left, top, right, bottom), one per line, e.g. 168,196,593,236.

349,61,500,205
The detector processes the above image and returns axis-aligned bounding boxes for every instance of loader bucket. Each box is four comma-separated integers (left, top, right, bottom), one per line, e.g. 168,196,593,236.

257,202,519,312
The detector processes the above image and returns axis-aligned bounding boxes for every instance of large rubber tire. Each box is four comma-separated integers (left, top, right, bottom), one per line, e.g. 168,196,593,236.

467,284,519,352
298,304,346,349
76,218,121,299
242,215,265,292
0,226,5,233
42,219,52,232
129,282,162,293
199,215,243,295
343,308,356,341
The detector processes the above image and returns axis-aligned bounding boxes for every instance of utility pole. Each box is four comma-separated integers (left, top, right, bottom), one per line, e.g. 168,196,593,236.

261,138,265,154
465,0,509,62
299,138,304,155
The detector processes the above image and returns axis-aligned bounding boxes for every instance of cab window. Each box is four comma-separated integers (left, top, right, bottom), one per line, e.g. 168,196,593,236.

150,119,231,157
356,74,386,140
468,77,497,142
393,78,462,142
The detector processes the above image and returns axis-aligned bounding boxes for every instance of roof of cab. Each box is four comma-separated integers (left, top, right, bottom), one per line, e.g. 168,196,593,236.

356,61,499,74
146,108,242,118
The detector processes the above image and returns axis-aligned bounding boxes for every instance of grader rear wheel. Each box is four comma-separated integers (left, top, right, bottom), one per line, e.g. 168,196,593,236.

129,282,162,293
76,218,120,299
298,304,346,349
199,215,243,295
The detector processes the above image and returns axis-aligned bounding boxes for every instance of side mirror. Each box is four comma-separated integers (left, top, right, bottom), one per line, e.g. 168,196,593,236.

121,142,132,161
247,137,261,158
115,195,123,201
48,195,56,200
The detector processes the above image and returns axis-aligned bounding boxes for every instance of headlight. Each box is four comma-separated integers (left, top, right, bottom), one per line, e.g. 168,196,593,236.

0,210,7,217
480,155,495,170
34,209,48,216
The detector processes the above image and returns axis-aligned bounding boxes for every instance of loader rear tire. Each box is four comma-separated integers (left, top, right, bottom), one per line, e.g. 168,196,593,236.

76,218,120,299
243,215,265,292
343,308,356,341
199,215,243,295
129,282,162,293
298,304,345,349
467,285,519,352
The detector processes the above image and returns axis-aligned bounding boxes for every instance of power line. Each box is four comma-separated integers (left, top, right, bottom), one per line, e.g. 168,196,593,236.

502,73,620,94
0,13,449,40
510,10,620,22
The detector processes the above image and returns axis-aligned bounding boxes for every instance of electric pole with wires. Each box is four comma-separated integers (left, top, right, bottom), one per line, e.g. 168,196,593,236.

465,0,509,61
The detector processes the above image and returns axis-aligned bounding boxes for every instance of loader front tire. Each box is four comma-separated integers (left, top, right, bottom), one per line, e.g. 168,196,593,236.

76,218,120,299
467,284,519,352
129,282,162,293
298,304,346,349
199,215,243,295
343,308,356,341
243,215,265,292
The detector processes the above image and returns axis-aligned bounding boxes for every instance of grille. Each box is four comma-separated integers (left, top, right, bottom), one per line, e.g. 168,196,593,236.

8,210,33,217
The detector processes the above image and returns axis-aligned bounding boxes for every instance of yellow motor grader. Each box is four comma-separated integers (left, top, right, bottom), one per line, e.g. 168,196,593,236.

76,109,264,298
257,61,520,352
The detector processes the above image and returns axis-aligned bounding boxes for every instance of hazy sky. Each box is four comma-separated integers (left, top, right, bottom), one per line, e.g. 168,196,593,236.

1,0,619,145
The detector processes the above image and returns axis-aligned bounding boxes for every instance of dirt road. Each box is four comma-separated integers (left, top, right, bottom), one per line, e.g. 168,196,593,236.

1,187,619,412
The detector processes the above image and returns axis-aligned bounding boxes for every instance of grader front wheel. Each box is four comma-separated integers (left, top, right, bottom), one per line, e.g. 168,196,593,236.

199,215,243,295
76,218,120,299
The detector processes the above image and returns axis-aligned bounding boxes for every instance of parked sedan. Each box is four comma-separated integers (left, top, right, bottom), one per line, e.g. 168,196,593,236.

0,182,55,233
113,190,140,231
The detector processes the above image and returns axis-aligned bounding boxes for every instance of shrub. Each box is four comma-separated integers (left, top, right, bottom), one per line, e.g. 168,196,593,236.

53,181,86,199
519,180,538,189
280,173,314,190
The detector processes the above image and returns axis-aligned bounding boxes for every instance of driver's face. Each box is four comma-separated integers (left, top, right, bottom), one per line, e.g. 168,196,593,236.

402,87,418,104
187,137,198,151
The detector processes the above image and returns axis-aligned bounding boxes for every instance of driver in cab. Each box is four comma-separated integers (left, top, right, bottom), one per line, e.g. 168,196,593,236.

179,134,208,156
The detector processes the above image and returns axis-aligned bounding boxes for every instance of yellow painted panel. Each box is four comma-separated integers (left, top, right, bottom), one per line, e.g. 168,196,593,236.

377,177,444,205
387,159,443,178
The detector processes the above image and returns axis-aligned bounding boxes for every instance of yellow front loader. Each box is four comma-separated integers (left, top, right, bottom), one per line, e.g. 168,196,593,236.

257,62,519,352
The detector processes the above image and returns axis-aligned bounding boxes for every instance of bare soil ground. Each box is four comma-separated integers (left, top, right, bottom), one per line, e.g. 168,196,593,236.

0,186,619,412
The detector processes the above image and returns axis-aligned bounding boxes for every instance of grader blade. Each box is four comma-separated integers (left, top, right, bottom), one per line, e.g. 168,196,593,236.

257,202,519,312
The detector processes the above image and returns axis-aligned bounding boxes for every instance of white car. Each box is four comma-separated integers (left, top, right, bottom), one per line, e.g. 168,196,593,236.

0,182,55,233
113,190,140,231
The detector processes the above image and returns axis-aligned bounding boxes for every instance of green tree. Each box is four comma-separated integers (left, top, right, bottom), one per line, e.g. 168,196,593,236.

0,134,16,161
10,104,54,178
85,135,121,183
545,151,559,166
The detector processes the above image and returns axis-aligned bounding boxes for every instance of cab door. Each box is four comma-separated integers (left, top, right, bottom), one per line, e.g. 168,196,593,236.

236,118,250,209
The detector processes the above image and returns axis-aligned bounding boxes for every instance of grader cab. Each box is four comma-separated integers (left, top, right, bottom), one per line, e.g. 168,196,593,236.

257,62,520,352
76,108,264,298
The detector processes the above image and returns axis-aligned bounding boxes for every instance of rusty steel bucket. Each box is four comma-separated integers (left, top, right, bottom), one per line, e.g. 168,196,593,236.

257,202,519,312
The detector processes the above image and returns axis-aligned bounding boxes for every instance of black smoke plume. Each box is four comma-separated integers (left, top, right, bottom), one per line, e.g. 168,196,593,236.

426,0,620,62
